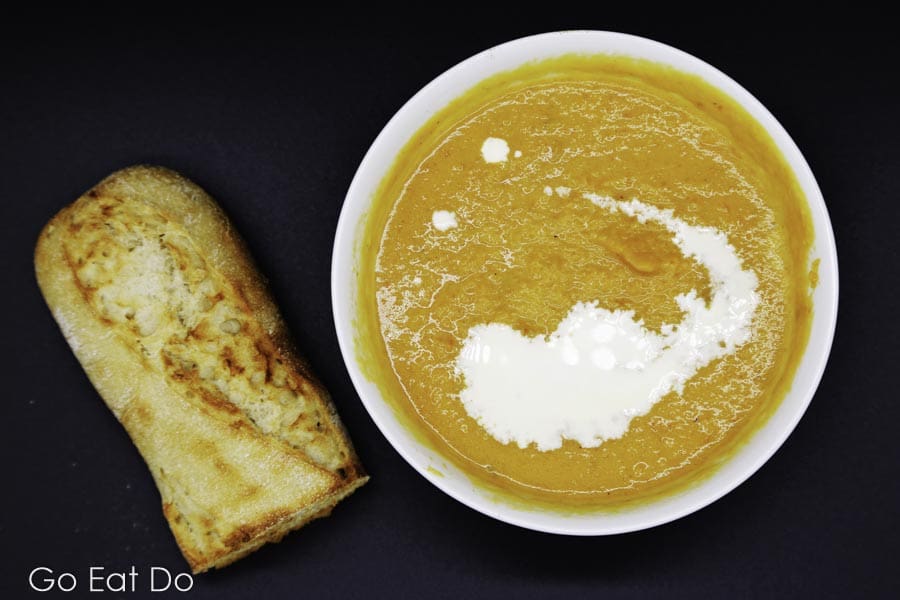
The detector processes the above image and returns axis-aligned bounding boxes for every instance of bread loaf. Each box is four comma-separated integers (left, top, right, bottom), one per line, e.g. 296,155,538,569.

34,165,367,573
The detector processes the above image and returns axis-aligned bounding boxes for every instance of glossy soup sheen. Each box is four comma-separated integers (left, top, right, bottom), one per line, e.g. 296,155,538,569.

357,55,815,508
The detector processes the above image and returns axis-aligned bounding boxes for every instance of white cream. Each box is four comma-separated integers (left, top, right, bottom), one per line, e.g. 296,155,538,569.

432,210,458,231
481,137,509,163
514,150,522,158
555,186,571,198
455,195,759,451
543,186,553,196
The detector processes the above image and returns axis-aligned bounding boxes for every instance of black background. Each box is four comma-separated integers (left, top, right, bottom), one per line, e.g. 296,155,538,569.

2,14,898,599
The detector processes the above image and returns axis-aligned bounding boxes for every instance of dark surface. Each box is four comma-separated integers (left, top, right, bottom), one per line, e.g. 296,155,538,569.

1,16,897,599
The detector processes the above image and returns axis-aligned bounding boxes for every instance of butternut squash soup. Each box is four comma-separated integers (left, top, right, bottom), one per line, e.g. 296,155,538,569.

357,55,815,507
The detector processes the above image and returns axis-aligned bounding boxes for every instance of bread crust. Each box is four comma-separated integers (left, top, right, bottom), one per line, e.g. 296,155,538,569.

34,165,367,573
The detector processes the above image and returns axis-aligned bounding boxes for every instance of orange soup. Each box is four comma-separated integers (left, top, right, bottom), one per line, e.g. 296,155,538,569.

357,55,814,507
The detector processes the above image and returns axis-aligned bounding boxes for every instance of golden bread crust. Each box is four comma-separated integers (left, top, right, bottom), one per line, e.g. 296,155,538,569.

34,165,367,573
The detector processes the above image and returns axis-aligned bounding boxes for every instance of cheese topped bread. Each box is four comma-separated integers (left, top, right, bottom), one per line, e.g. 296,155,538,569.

34,165,367,573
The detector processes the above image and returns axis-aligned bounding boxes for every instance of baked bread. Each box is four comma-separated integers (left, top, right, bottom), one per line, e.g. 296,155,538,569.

34,165,367,573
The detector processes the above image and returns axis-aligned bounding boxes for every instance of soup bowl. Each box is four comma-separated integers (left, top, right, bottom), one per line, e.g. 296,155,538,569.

331,31,838,534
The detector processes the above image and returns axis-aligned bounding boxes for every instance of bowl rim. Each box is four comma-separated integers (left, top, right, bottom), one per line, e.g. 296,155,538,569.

331,30,839,535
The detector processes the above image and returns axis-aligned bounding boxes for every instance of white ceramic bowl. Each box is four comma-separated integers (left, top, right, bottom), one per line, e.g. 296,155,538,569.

332,31,838,534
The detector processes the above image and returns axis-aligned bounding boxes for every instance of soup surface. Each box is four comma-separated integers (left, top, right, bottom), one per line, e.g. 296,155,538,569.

358,56,814,507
